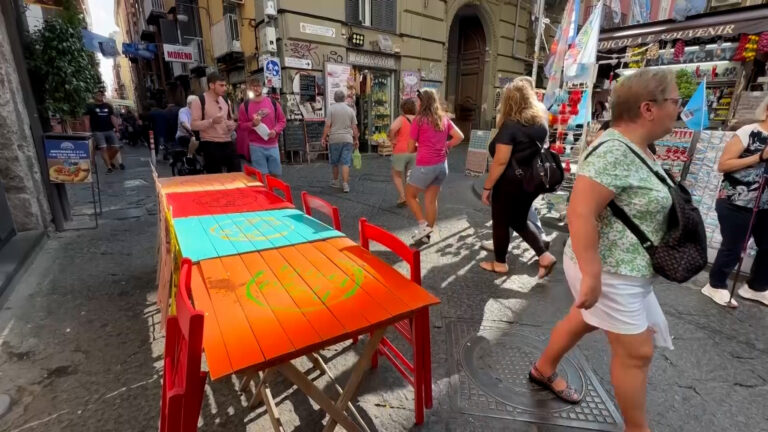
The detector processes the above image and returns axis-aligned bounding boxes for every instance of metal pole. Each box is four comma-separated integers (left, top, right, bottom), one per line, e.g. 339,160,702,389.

531,0,547,81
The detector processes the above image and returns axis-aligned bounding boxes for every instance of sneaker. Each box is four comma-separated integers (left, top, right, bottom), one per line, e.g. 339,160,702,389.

342,182,350,193
738,285,768,306
701,284,738,307
106,168,113,174
119,163,125,170
111,163,117,170
330,179,341,189
411,223,433,243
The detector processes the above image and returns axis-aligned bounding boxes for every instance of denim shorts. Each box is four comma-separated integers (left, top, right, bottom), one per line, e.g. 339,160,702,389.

329,142,353,166
249,144,282,176
92,131,119,149
407,161,448,189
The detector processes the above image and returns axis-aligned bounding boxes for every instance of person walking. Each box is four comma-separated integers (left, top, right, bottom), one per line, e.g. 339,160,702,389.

322,90,359,193
164,101,180,150
176,96,196,150
405,88,464,243
148,102,168,160
190,72,239,174
530,69,679,432
239,77,287,177
701,95,768,307
478,81,557,276
85,87,123,173
388,98,418,207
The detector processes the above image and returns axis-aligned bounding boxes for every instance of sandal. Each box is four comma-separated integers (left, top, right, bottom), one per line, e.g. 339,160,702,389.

528,363,582,404
538,259,558,279
479,261,508,274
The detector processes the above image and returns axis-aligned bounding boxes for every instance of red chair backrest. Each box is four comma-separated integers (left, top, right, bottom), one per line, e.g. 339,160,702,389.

160,258,207,432
359,218,421,285
243,165,264,183
301,191,341,230
266,175,293,204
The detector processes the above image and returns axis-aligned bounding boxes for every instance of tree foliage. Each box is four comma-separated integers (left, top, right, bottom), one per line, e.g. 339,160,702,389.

675,69,698,101
26,13,102,120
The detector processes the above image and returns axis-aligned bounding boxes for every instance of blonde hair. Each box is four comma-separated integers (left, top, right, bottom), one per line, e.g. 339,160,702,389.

416,88,446,131
755,94,768,121
497,81,546,128
611,69,677,123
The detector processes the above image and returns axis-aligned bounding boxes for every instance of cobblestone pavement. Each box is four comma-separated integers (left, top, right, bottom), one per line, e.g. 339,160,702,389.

0,146,766,432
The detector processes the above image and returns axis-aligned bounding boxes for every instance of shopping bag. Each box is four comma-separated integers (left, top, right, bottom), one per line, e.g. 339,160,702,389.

352,149,362,170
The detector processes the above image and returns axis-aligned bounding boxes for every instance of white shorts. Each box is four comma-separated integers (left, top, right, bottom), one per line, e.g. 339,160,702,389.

564,257,674,349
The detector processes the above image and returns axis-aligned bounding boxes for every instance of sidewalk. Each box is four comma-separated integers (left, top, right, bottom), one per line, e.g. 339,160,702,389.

0,145,765,432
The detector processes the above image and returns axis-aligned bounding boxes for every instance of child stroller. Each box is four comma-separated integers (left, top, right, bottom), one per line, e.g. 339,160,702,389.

169,138,203,176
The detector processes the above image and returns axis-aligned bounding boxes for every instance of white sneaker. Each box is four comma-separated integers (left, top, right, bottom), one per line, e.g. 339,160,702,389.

330,179,341,189
342,182,350,193
411,224,433,243
701,284,738,307
737,285,768,306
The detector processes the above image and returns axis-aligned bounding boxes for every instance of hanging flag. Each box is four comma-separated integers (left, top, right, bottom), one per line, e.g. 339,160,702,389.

610,0,622,23
544,23,563,79
543,0,576,108
564,1,603,83
630,0,650,24
569,89,591,126
681,80,709,130
568,0,580,44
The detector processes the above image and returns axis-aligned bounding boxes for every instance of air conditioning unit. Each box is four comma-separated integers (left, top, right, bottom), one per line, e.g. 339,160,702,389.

264,0,277,17
710,0,741,6
259,26,277,53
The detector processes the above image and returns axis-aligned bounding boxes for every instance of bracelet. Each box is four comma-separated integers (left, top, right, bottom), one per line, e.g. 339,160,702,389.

483,187,492,191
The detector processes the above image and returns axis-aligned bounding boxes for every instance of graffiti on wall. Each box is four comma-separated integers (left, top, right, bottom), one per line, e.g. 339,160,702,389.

284,41,344,68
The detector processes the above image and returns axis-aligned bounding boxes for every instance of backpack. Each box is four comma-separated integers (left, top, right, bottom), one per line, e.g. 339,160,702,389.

507,139,564,194
584,139,707,283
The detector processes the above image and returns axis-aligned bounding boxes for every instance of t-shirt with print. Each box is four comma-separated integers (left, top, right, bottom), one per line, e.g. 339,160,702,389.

327,103,357,144
564,129,673,278
718,123,768,210
86,102,115,132
410,116,455,166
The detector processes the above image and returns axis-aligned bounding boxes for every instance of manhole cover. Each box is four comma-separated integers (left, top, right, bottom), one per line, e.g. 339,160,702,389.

448,320,623,431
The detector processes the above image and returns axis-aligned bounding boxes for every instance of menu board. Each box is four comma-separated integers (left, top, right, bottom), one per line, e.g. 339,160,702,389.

305,120,325,144
325,63,355,110
299,74,317,103
283,122,306,152
732,91,768,124
44,136,93,183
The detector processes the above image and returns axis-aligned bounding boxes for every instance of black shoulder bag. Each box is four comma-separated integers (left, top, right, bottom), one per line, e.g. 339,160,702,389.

507,140,565,194
585,139,707,283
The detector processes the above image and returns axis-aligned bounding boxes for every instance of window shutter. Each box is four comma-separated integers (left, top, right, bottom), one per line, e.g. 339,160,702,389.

346,0,362,25
371,0,396,32
158,19,180,45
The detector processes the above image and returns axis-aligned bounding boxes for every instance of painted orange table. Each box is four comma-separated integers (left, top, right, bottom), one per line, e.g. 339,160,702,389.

156,172,263,194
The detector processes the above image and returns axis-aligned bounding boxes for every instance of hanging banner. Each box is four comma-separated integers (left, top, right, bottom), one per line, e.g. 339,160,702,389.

324,63,355,113
81,30,118,57
122,43,157,60
564,1,603,83
401,70,420,100
543,0,575,108
682,80,709,130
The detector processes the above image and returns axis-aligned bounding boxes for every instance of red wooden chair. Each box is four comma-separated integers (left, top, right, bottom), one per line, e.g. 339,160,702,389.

301,191,341,230
358,218,432,425
265,174,293,204
159,258,207,432
243,165,264,183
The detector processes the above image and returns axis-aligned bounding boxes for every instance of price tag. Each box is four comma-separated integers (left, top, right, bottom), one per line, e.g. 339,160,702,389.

680,109,694,122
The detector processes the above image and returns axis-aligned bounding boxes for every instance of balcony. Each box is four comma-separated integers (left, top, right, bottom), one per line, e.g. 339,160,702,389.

584,3,629,29
211,14,242,60
143,0,165,26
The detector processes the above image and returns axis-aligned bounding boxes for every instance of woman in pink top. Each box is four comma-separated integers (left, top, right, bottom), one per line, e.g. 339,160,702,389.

405,89,464,243
238,77,287,176
388,98,418,207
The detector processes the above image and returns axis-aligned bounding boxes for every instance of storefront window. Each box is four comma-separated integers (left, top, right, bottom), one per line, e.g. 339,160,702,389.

358,70,393,153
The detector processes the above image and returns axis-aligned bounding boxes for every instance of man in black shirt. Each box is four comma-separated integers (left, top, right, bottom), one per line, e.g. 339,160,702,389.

85,87,122,173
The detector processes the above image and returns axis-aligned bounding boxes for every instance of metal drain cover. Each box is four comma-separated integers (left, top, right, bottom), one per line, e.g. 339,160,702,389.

448,320,623,431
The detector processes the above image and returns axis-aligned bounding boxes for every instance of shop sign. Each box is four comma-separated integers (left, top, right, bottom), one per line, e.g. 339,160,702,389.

163,44,194,63
45,138,93,183
347,50,397,70
300,22,336,38
599,20,768,50
285,56,313,69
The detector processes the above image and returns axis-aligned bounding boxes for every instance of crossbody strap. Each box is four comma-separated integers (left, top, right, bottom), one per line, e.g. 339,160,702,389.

507,140,544,178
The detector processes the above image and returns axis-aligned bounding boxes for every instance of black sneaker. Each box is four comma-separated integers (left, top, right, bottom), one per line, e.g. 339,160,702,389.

119,163,125,170
110,163,117,170
106,168,113,174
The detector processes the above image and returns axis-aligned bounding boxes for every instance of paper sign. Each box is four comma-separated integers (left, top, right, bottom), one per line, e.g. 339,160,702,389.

44,138,93,183
254,122,271,140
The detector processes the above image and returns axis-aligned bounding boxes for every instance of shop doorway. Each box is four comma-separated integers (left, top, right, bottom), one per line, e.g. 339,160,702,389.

447,9,486,141
356,69,394,154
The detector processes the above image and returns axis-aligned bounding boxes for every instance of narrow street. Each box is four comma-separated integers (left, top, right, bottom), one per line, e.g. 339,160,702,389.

0,146,765,432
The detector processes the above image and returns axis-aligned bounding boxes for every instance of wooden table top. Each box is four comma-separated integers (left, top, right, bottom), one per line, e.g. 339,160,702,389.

156,172,263,194
190,236,440,380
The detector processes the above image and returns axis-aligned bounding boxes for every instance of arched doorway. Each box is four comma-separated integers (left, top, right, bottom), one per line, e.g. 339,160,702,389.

446,7,486,141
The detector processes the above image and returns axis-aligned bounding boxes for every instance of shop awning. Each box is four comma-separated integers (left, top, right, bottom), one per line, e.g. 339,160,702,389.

599,5,768,51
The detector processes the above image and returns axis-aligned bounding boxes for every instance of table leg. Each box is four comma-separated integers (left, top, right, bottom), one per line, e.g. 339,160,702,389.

307,354,370,432
249,369,276,408
322,327,386,432
420,308,433,409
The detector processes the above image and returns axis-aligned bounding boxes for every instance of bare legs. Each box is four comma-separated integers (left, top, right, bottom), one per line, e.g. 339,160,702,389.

534,307,653,432
405,184,424,222
332,165,350,184
392,169,406,202
406,184,440,227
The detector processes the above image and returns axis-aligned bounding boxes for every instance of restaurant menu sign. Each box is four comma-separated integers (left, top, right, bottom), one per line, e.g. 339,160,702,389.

325,63,355,111
44,137,92,183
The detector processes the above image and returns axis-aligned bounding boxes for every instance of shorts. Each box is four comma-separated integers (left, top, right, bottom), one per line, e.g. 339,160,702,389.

329,142,354,167
407,161,448,190
250,144,282,176
564,257,673,349
391,153,416,172
93,131,119,149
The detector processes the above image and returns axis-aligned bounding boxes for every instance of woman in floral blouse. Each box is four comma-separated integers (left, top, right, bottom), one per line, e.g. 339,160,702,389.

530,69,680,432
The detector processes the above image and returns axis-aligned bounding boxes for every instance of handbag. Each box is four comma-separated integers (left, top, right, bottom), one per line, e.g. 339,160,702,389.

508,140,565,194
585,139,707,283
